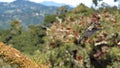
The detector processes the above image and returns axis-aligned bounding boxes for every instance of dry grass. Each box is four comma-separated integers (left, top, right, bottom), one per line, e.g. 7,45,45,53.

0,42,49,68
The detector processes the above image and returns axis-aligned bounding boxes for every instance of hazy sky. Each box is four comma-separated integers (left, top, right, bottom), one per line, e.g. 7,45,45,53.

0,0,118,7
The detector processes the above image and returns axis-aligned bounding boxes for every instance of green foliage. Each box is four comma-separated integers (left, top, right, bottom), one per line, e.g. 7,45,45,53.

0,20,46,55
92,0,102,6
9,25,45,55
109,47,120,60
10,20,22,35
93,0,98,6
0,29,11,42
44,15,57,24
72,4,94,14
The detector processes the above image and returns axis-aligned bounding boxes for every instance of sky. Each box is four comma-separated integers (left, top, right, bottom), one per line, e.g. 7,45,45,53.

0,0,118,7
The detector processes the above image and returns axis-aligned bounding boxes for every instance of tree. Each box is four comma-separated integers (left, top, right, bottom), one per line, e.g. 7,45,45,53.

92,0,102,6
10,20,22,35
0,20,22,44
92,0,118,6
57,6,68,15
44,15,57,24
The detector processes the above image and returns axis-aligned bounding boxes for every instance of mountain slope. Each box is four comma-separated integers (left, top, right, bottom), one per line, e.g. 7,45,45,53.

0,0,57,28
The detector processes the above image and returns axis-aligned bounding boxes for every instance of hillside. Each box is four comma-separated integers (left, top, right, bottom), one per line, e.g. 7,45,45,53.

42,5,120,68
0,0,57,28
0,3,120,68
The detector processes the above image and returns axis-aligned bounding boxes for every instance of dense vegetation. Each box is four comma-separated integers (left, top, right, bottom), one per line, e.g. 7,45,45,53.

0,2,120,68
